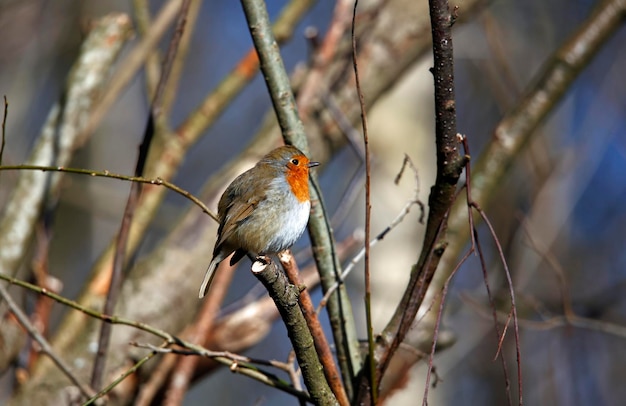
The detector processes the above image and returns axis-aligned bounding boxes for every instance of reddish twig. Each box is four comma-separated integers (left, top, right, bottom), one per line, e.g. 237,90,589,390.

460,135,513,404
351,1,376,402
279,251,349,406
1,95,7,164
474,230,513,405
249,257,336,405
473,205,523,405
423,248,473,405
460,135,515,404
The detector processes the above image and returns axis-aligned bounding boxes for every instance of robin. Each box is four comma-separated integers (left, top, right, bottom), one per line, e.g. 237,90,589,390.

199,145,320,298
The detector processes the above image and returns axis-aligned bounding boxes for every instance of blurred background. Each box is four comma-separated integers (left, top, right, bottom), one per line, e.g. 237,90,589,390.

0,0,625,405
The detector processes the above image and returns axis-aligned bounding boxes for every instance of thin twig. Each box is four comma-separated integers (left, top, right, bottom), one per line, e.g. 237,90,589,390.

161,0,203,116
351,2,375,400
472,204,523,405
1,95,7,165
84,347,161,406
133,341,310,401
473,227,513,406
285,351,303,392
461,136,513,404
319,155,424,310
518,216,575,318
0,165,217,220
152,0,193,118
422,248,473,406
321,93,366,228
465,293,626,340
0,283,95,400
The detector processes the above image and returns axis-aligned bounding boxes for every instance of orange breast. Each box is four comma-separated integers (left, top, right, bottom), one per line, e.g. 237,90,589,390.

285,161,310,203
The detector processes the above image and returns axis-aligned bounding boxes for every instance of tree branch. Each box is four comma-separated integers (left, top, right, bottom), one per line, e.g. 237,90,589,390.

251,258,338,405
376,0,464,387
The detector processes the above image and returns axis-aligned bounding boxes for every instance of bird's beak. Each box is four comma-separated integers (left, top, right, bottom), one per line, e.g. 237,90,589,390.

308,161,320,168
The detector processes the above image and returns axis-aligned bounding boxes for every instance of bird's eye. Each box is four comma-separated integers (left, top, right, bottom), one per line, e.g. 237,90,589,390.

290,158,299,165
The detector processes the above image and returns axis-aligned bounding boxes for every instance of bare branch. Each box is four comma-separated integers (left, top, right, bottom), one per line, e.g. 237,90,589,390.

1,95,7,164
0,283,95,400
251,258,338,405
279,251,349,406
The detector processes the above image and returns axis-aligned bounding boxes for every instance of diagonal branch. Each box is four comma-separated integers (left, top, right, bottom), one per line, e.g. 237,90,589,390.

251,258,338,405
0,283,95,400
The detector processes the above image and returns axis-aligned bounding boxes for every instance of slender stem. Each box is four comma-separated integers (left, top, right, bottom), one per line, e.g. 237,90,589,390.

350,0,376,402
0,283,95,400
0,164,216,220
84,349,159,405
1,95,7,165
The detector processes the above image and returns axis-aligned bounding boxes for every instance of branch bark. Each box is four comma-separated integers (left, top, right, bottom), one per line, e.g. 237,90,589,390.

376,0,465,384
252,259,338,405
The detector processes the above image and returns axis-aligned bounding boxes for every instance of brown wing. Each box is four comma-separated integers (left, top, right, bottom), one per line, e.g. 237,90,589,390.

214,169,268,251
216,198,258,248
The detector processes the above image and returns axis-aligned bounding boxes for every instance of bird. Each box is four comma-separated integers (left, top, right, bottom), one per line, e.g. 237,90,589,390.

199,145,319,298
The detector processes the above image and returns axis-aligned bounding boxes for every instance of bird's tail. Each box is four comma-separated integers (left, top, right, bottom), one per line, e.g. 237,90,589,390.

199,254,223,298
